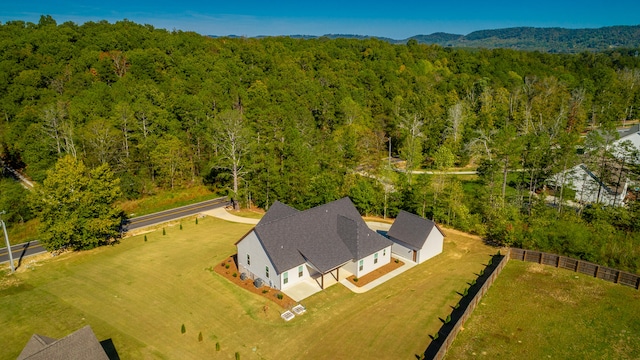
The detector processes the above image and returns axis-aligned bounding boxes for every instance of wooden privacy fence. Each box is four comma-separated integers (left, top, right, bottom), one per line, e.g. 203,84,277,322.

510,248,640,290
424,251,510,360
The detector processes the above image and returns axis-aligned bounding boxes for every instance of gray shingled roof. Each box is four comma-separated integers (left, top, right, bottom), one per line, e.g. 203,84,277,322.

17,325,109,360
253,197,392,274
259,201,299,224
387,210,444,250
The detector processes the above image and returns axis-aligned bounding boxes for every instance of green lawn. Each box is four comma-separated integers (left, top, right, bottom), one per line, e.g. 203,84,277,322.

1,218,495,359
446,261,640,359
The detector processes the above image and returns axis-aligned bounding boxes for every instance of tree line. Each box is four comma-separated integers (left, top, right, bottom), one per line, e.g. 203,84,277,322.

1,16,640,271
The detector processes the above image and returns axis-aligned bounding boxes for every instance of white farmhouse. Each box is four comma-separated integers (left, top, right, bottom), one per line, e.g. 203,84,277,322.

235,197,393,291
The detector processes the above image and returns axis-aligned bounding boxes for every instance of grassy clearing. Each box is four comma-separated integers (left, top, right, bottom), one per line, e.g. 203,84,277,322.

117,185,219,217
0,219,495,359
5,218,39,245
228,209,265,219
446,261,640,359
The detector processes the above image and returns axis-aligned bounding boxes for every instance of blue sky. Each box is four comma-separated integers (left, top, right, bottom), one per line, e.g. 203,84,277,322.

2,1,640,39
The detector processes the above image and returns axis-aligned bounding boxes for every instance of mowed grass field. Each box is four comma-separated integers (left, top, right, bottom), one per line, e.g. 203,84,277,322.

0,216,495,359
447,261,640,359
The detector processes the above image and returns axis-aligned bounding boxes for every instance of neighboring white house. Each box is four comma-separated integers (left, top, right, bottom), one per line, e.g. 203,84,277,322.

612,124,640,164
386,210,445,264
235,197,393,291
549,164,628,206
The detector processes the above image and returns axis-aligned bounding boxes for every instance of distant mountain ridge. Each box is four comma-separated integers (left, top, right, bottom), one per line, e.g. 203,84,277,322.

212,25,640,53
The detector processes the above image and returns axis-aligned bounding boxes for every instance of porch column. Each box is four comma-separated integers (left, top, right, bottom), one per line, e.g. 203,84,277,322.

321,273,324,289
337,268,340,281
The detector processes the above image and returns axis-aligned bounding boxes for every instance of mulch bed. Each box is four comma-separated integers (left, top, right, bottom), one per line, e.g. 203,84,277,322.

345,258,405,287
213,256,297,309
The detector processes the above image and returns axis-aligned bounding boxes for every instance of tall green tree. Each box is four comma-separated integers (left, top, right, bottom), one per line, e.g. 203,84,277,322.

30,155,123,251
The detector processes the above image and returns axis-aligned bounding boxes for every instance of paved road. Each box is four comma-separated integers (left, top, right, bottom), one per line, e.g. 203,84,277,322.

0,240,45,267
122,196,229,232
1,196,230,265
1,163,34,189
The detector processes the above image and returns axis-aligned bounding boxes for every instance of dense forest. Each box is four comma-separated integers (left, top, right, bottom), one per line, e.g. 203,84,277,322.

2,16,640,271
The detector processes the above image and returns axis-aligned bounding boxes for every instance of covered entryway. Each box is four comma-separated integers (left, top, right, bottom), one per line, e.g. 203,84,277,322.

281,264,353,302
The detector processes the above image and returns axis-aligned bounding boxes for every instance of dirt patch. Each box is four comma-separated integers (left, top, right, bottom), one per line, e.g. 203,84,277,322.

213,256,296,309
526,263,547,274
441,226,483,241
362,216,394,224
345,258,405,287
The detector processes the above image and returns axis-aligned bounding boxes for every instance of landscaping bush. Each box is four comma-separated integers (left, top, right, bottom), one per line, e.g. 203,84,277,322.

163,228,166,235
181,324,186,334
445,315,451,324
198,332,203,342
235,352,240,360
225,264,230,269
276,293,283,300
180,223,183,230
196,218,198,225
216,342,220,351
353,277,359,282
144,235,147,242
262,289,268,294
232,272,237,277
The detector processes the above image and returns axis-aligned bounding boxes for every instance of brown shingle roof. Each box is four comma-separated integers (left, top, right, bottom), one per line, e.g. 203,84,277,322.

17,326,109,360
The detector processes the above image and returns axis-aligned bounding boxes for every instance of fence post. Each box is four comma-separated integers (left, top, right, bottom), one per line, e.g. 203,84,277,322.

616,270,622,284
539,252,543,264
575,259,580,272
595,265,600,279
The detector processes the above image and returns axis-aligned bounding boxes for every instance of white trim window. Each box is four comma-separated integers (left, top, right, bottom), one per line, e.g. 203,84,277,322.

265,266,270,278
283,271,288,284
247,254,251,266
298,265,303,277
359,259,364,271
374,253,378,264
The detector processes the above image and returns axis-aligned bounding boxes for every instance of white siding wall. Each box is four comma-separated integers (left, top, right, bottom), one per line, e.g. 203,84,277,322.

342,260,357,276
417,229,444,263
355,245,392,277
280,263,312,290
236,231,280,289
391,241,414,261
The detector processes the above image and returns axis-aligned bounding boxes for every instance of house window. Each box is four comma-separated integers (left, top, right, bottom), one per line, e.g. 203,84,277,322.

359,259,364,271
283,272,288,284
374,253,378,264
298,265,303,277
383,248,386,257
265,266,269,278
247,254,251,266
